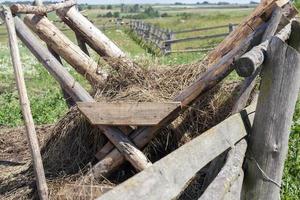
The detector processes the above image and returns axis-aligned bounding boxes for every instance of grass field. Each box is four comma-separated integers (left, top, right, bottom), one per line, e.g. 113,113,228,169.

0,4,299,199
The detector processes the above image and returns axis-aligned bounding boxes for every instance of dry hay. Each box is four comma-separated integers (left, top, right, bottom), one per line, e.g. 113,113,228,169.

0,58,246,199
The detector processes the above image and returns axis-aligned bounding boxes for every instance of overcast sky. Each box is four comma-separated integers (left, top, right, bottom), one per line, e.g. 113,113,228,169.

0,0,254,4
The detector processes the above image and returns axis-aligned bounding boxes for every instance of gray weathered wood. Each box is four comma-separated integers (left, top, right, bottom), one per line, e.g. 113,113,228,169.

223,170,244,200
96,107,255,200
11,0,76,15
199,140,247,200
173,24,238,34
242,37,300,200
23,14,107,86
0,7,48,200
78,102,181,126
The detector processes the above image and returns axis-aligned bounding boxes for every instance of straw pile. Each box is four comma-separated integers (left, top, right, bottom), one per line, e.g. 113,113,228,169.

0,58,247,199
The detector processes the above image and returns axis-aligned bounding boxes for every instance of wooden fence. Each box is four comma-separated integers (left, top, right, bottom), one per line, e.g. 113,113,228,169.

1,1,299,200
129,20,237,54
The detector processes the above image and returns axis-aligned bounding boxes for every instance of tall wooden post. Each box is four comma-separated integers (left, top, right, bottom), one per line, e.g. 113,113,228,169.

0,7,48,200
242,36,300,199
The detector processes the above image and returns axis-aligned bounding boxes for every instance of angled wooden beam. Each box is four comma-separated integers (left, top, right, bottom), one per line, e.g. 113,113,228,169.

23,14,107,86
56,5,143,74
0,6,48,200
77,102,181,126
207,0,290,63
11,0,76,15
96,106,255,200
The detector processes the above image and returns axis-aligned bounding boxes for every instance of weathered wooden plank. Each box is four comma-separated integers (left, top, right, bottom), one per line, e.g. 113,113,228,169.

0,7,48,200
199,140,247,200
243,37,300,199
23,14,107,86
77,102,181,126
10,0,76,15
96,106,255,200
173,24,238,34
223,170,244,200
164,33,228,44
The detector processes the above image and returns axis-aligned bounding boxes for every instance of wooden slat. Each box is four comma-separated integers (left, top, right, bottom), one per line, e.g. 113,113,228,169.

78,102,181,126
96,105,255,200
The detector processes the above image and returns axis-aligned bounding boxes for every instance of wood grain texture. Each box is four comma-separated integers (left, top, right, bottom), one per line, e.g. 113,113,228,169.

14,16,93,103
242,37,300,200
23,14,107,86
77,102,181,126
96,108,254,200
1,7,48,200
199,140,247,200
11,0,76,15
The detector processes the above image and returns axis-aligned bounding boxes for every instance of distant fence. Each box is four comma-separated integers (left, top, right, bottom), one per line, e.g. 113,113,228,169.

129,20,237,55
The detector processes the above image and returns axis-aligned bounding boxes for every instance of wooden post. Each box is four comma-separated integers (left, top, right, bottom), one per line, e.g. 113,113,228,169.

0,7,48,200
23,14,107,86
164,30,173,55
228,23,234,33
14,16,93,102
56,6,142,73
242,36,300,199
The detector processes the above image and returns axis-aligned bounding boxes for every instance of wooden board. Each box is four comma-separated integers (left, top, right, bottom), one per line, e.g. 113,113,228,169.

78,102,181,126
96,105,256,200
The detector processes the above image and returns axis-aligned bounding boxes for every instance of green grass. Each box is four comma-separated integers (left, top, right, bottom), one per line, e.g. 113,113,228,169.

0,5,299,199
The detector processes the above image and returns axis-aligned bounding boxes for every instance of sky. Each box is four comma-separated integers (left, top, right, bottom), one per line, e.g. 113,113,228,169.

0,0,253,4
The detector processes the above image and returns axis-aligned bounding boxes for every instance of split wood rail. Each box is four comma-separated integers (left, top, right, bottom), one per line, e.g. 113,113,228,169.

1,0,299,199
129,20,237,55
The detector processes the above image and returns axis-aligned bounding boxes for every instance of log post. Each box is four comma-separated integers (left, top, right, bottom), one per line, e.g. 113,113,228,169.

242,36,300,199
0,7,48,200
10,0,76,15
23,14,107,86
56,5,142,74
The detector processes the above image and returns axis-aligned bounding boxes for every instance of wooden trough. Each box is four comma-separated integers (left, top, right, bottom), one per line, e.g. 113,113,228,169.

1,0,300,199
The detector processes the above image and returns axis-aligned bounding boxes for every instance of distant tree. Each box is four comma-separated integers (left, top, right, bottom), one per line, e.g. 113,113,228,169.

120,4,126,12
87,5,92,10
202,1,210,4
107,5,113,9
175,2,184,5
113,12,120,18
105,11,113,18
132,4,140,12
161,13,169,17
100,5,106,9
249,1,259,4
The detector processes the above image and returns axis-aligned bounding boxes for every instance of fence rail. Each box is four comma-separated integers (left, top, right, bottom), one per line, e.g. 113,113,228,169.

129,20,236,55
